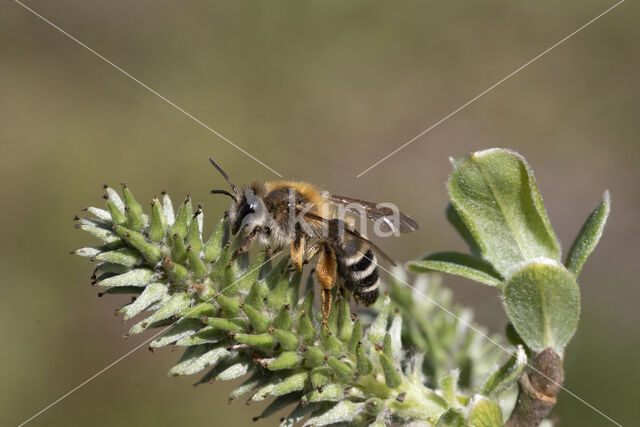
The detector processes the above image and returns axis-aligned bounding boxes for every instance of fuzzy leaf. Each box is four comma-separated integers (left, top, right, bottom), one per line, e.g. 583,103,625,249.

504,260,580,352
448,149,560,276
252,372,308,401
150,319,202,348
435,408,465,427
408,252,503,288
123,282,167,319
446,203,481,256
216,360,252,381
565,191,610,277
467,395,503,427
305,383,344,403
97,268,156,288
174,346,231,376
439,370,460,408
481,345,526,397
129,293,192,335
86,206,112,222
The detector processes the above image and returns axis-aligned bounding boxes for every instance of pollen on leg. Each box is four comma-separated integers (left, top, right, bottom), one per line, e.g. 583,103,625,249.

289,234,306,271
316,243,337,326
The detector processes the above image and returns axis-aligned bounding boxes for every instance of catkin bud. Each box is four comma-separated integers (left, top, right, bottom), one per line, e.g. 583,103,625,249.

242,304,270,333
271,328,299,351
267,351,302,371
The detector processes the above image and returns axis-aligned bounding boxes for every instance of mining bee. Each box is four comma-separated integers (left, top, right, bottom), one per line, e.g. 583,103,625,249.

209,158,418,325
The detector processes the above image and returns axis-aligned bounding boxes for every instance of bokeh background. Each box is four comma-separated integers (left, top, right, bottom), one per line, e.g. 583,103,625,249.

1,1,638,426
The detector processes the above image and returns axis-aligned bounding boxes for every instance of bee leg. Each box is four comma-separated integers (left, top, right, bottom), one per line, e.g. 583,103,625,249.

289,232,306,271
315,242,337,327
229,226,262,265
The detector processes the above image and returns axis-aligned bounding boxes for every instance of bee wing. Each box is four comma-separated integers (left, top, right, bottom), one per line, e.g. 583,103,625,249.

299,210,397,266
327,194,419,234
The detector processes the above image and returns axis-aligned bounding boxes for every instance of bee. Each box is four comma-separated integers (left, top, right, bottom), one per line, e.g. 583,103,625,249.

209,158,418,325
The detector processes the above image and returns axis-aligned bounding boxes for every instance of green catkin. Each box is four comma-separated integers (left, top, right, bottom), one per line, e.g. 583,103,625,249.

162,258,188,283
122,185,145,231
106,199,127,226
310,367,332,387
169,196,192,239
383,333,393,358
267,351,302,371
187,246,207,281
271,328,299,351
170,233,188,264
75,186,514,427
326,357,354,380
380,353,402,388
235,252,266,292
234,333,275,352
244,280,268,309
273,305,293,330
303,347,325,368
337,298,353,342
180,302,216,318
301,287,314,314
148,198,166,242
242,304,271,333
113,225,162,264
356,345,373,375
266,274,289,310
326,295,340,334
215,293,240,316
349,320,363,354
203,218,226,263
287,270,303,305
298,312,315,344
187,211,203,253
322,331,343,357
205,317,248,333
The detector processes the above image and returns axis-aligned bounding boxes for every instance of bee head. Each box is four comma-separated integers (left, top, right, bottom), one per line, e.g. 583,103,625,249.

228,188,264,234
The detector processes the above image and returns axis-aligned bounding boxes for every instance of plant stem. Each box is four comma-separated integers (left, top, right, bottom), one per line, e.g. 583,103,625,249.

506,348,563,427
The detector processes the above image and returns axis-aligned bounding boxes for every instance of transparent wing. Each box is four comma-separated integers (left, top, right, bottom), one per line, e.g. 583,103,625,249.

327,194,419,234
299,210,397,266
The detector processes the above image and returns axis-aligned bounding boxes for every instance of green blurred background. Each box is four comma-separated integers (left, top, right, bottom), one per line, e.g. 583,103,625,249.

1,1,638,425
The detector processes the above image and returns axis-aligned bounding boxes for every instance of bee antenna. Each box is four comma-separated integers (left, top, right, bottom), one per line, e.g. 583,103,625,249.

209,158,237,195
210,189,237,201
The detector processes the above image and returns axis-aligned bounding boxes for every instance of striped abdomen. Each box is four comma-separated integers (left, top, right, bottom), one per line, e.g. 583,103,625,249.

338,247,380,306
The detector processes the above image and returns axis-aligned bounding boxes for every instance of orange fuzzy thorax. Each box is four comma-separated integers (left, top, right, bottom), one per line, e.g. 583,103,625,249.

264,180,332,214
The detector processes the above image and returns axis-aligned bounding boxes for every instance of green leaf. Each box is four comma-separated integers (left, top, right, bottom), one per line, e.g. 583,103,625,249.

503,260,580,352
467,395,503,427
408,252,503,288
438,370,460,408
435,408,465,427
481,345,526,397
446,203,481,256
565,191,610,277
448,149,560,276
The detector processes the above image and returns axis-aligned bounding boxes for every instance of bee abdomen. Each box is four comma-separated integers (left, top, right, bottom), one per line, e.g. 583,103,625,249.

338,248,380,306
